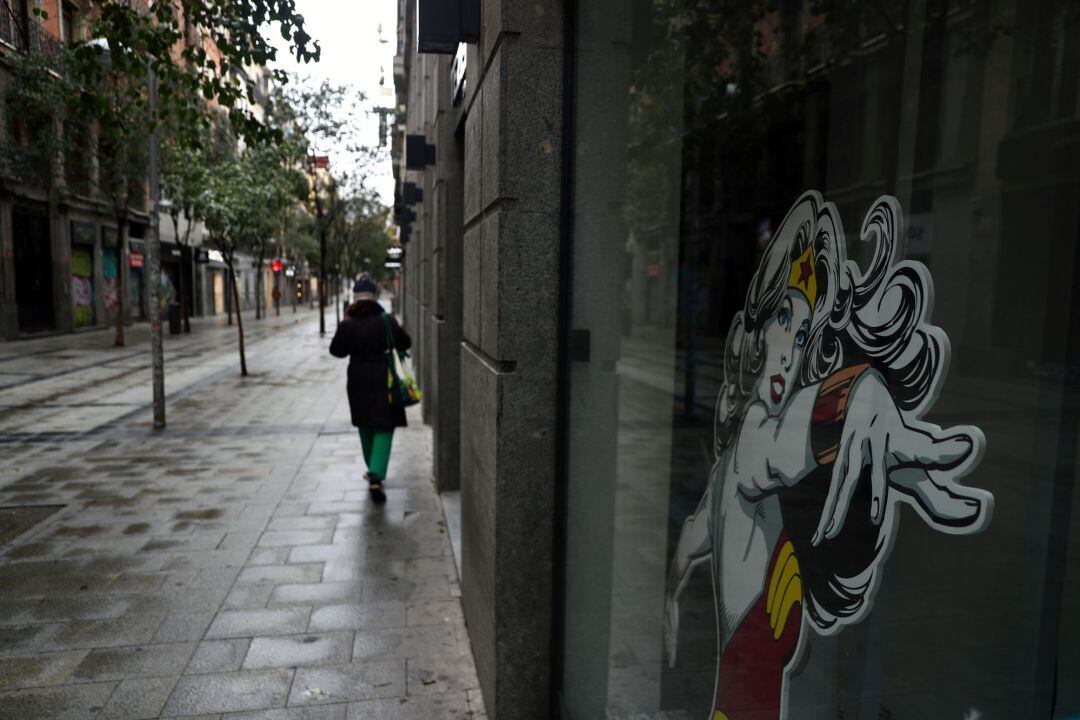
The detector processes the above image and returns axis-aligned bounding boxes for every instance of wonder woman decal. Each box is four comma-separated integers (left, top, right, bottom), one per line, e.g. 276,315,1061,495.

664,191,994,720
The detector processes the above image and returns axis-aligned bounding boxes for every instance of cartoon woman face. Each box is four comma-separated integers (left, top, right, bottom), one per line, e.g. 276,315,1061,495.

757,289,812,415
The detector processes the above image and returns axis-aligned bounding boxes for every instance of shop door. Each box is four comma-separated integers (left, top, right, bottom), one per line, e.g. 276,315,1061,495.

12,204,54,333
213,270,224,315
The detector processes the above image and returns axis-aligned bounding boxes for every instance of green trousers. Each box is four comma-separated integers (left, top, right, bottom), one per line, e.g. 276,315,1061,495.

358,427,395,481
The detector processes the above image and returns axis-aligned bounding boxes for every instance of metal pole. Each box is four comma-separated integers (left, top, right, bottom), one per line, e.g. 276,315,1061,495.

147,65,165,429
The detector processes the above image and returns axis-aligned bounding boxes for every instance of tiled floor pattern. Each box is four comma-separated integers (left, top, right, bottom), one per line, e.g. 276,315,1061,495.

0,310,484,719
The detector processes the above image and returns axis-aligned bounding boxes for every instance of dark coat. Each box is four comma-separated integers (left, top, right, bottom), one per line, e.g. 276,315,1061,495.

329,301,412,428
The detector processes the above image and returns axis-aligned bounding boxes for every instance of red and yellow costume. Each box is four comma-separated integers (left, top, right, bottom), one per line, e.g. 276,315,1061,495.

712,363,869,720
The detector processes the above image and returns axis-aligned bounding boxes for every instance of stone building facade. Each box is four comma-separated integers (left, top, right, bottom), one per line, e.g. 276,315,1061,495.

395,0,564,716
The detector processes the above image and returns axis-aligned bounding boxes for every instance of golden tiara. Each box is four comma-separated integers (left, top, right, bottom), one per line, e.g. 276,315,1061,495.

787,245,817,308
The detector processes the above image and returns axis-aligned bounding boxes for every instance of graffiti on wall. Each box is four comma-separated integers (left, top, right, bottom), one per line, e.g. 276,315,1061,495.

664,191,994,720
71,246,95,328
102,248,119,318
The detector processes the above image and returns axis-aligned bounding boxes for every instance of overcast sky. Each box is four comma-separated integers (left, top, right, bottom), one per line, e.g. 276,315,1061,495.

269,1,399,205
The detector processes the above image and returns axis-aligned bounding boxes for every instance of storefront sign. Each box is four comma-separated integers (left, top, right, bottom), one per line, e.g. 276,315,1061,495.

129,251,145,269
194,249,210,264
665,192,993,719
451,42,467,106
207,249,224,263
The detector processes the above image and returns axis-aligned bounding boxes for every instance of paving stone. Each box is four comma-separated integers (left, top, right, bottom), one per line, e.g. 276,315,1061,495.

405,556,456,579
96,675,180,720
206,608,311,639
153,611,218,642
0,621,54,656
18,596,134,624
44,612,167,651
128,586,231,615
271,503,309,518
162,668,294,716
287,660,404,705
71,643,196,681
224,704,347,719
248,548,292,566
0,650,88,690
224,584,276,609
242,632,353,670
405,655,480,695
0,681,116,719
406,600,465,628
359,576,451,603
322,557,405,583
352,625,461,661
268,583,362,606
266,516,337,532
187,638,252,675
305,502,365,516
236,564,324,586
105,574,168,594
256,529,334,548
345,691,470,720
307,603,406,632
287,545,363,565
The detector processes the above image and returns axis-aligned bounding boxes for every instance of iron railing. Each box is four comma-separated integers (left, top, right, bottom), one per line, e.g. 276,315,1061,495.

0,0,63,57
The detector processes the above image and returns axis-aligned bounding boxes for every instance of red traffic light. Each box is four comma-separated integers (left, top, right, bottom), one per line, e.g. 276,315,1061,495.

272,259,283,273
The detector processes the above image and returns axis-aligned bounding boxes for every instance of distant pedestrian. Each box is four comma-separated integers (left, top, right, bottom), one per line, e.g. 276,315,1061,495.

329,274,412,503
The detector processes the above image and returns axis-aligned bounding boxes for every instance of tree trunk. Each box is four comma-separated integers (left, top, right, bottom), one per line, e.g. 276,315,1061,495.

114,220,126,346
172,214,192,333
227,265,234,326
227,258,247,376
318,226,326,335
255,251,266,321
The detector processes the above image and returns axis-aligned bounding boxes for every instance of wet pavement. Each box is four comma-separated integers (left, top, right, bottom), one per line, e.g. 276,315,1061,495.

0,309,484,719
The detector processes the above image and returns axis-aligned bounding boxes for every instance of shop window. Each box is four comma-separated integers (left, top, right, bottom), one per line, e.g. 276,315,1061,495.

560,1,1080,718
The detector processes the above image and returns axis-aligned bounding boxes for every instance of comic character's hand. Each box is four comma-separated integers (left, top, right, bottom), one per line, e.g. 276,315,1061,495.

812,371,986,546
664,593,679,667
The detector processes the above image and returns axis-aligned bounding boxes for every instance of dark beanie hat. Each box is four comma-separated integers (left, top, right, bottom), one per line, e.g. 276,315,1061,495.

352,274,377,302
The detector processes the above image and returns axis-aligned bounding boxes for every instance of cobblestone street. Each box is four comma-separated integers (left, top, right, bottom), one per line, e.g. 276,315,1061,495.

0,309,482,719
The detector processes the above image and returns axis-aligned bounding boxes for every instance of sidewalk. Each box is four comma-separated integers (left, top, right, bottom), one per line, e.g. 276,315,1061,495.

0,313,484,719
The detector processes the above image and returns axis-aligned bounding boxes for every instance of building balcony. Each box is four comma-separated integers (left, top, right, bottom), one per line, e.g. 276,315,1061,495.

0,2,64,57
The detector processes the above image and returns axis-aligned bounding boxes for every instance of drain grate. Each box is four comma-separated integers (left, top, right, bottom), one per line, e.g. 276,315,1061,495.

0,505,64,548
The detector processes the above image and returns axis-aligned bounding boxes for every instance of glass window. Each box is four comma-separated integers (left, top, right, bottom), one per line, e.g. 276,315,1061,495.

561,1,1080,719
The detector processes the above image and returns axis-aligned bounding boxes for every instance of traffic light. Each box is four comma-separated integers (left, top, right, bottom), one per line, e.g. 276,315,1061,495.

295,281,304,301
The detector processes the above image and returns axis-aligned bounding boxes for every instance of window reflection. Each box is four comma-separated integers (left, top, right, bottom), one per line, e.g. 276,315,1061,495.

563,1,1080,718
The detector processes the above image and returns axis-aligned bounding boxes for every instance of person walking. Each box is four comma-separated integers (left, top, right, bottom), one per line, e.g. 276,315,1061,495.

329,274,412,503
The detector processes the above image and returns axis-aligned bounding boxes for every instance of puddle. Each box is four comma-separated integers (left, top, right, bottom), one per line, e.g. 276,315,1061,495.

51,524,106,538
174,508,224,521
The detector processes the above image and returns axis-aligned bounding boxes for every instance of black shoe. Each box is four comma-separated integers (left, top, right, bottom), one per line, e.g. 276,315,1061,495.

367,474,387,504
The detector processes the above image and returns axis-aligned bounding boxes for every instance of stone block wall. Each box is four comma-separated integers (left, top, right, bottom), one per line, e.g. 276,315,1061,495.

459,2,564,717
401,0,564,715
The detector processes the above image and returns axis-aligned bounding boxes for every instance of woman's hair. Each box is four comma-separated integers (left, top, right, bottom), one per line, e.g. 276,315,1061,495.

713,190,948,632
346,299,384,319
